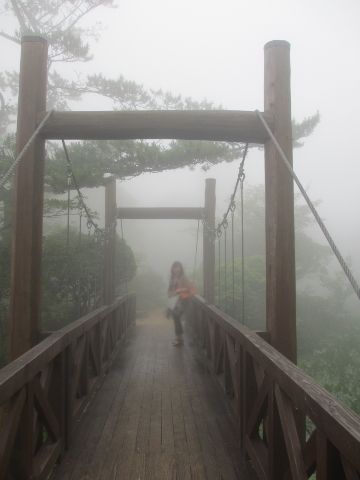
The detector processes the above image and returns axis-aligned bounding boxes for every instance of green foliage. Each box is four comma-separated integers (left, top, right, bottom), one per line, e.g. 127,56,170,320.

292,112,320,148
231,184,330,277
0,224,136,366
300,317,360,414
216,256,266,330
44,139,244,193
41,227,136,331
219,183,360,414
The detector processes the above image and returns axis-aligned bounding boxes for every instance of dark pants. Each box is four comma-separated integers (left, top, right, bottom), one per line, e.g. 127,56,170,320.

172,298,190,336
173,311,183,336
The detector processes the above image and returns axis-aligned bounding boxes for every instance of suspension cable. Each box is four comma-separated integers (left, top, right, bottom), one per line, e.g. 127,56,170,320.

0,110,54,190
217,229,222,306
66,164,71,248
61,140,105,238
240,172,246,324
212,143,249,314
193,219,200,279
224,222,228,312
120,218,128,294
256,110,360,301
231,206,235,310
216,144,248,235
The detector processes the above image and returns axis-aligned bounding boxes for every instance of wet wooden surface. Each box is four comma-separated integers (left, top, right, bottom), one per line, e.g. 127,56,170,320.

52,311,251,479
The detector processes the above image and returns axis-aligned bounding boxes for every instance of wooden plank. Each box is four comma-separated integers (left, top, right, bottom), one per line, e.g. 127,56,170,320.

40,109,272,143
245,436,268,480
33,377,60,441
0,296,131,403
316,431,344,480
117,206,205,220
33,440,62,480
12,382,35,479
264,40,297,363
245,377,270,438
50,312,249,480
9,36,48,359
274,384,307,480
192,296,360,472
341,456,360,480
0,390,26,480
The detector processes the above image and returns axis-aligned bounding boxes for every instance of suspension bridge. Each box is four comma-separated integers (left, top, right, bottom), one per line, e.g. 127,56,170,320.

0,36,360,480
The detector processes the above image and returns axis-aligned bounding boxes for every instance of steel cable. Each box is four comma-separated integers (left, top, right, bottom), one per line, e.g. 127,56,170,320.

256,110,360,301
231,208,235,310
193,219,200,279
240,175,245,324
0,110,54,190
218,232,222,306
224,225,227,311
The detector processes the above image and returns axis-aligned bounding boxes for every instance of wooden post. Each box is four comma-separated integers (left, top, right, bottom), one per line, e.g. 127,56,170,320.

264,40,296,363
103,177,117,305
203,178,216,303
9,36,48,360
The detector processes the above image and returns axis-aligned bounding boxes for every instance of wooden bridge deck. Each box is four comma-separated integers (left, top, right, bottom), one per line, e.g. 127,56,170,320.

51,311,250,480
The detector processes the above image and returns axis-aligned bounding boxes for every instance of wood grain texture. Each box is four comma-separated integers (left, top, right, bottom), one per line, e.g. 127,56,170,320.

264,40,297,363
0,295,135,479
191,295,360,478
51,312,250,479
40,110,272,143
117,206,205,220
9,36,48,359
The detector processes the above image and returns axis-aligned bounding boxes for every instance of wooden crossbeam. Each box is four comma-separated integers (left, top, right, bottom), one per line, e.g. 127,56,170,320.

39,110,272,143
117,207,204,220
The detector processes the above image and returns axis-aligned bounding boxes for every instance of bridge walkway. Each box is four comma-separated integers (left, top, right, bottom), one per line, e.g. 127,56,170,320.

52,311,251,480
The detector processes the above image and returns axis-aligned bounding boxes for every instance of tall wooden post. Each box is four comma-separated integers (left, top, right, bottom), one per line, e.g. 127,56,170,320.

103,177,117,305
203,178,216,303
9,36,48,360
264,40,296,364
264,40,297,480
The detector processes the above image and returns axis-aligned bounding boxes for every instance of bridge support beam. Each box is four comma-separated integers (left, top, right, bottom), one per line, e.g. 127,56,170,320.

264,40,298,480
264,40,296,364
103,177,117,305
203,178,216,303
9,37,48,360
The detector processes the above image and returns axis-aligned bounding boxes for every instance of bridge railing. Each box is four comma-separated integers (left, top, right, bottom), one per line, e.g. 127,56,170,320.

0,293,136,480
190,295,360,480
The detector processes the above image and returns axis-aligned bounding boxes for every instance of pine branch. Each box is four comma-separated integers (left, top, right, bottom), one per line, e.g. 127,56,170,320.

0,31,21,44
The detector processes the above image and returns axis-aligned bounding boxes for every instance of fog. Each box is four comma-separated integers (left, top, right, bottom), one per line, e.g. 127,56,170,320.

2,0,360,426
2,0,360,284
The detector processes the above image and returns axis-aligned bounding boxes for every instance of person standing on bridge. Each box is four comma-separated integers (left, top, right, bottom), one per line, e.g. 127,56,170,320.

167,261,196,346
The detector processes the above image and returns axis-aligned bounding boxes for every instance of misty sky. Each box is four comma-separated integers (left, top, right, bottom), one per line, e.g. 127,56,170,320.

1,0,360,284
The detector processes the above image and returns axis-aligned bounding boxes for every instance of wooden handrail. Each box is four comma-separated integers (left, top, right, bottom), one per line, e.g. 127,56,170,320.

0,294,136,480
190,295,360,478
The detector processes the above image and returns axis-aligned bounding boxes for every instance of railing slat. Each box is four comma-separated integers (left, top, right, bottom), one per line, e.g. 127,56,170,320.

0,293,136,479
190,295,360,478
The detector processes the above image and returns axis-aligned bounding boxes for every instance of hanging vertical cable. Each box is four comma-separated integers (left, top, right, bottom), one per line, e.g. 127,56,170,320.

217,230,222,306
79,207,82,244
224,220,228,312
66,167,72,248
231,205,236,312
120,219,128,294
193,219,200,280
213,143,249,316
240,171,245,324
